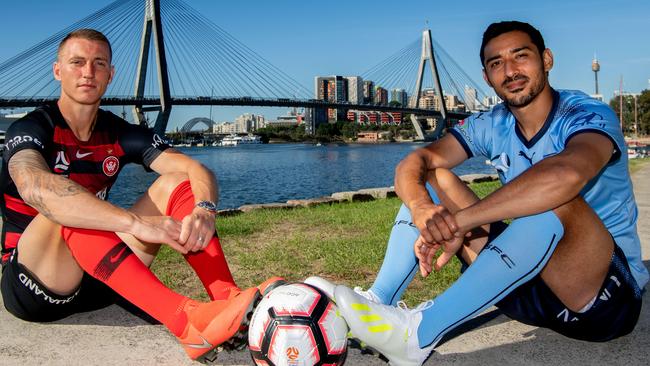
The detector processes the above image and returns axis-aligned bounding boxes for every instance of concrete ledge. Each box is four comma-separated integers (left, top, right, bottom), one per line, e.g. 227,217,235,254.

330,191,375,202
216,208,243,217
357,187,397,199
223,174,496,214
238,202,296,212
286,197,340,207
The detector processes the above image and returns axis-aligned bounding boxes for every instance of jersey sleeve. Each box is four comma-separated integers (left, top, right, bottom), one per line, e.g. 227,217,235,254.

2,112,52,163
560,100,624,163
118,121,172,171
448,110,493,158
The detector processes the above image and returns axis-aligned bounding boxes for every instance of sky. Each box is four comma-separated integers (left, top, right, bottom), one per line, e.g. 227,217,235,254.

0,0,649,130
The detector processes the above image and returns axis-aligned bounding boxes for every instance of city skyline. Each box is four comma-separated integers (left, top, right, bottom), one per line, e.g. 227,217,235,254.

0,0,648,130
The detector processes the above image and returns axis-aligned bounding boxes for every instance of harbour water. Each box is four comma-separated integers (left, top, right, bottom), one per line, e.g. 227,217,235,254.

109,142,495,209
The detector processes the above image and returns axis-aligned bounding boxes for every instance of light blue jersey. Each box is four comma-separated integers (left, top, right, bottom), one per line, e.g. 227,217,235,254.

449,89,648,290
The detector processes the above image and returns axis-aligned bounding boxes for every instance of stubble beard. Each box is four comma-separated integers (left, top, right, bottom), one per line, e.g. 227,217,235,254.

497,73,546,108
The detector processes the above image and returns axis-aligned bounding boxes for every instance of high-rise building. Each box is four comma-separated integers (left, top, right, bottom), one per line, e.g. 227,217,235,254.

464,85,478,112
234,113,255,133
374,86,388,106
482,95,502,108
418,88,439,110
391,88,408,107
314,75,348,122
346,76,364,104
445,94,460,110
363,80,375,104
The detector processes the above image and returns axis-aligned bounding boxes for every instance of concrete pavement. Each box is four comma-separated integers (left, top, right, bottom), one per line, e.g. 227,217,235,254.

1,165,649,365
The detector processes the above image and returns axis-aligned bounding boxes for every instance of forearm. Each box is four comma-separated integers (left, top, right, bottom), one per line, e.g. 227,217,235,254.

186,161,219,204
394,152,435,211
456,157,584,232
19,172,135,232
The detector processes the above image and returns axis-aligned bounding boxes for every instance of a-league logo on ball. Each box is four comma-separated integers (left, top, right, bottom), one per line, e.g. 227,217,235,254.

102,156,119,177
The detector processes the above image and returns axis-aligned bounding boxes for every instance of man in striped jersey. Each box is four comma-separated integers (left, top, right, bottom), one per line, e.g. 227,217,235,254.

0,29,279,364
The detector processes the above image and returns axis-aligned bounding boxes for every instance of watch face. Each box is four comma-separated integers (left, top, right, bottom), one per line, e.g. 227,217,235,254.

198,201,217,212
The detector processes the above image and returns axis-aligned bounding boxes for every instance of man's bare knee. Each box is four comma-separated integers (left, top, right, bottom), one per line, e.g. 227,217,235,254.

150,172,189,201
130,172,189,215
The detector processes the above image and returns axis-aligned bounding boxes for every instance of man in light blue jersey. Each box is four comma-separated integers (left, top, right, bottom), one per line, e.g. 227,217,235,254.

307,21,647,366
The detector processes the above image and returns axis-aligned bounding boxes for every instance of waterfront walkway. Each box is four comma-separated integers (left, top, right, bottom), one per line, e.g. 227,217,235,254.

1,166,649,365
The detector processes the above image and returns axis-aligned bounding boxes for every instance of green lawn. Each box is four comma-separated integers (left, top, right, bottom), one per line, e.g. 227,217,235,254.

629,157,650,175
151,180,501,305
151,155,649,305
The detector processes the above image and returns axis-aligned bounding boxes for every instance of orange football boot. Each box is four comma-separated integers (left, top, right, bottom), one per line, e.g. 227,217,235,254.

177,287,260,364
257,276,286,296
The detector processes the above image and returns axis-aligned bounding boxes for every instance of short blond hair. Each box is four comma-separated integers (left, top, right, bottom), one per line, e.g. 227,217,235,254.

57,28,112,61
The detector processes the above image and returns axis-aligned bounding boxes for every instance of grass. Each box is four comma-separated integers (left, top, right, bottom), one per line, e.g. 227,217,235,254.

629,157,650,175
151,180,501,305
152,157,650,305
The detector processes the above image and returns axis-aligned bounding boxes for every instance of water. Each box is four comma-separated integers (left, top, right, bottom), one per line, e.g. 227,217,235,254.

109,143,495,209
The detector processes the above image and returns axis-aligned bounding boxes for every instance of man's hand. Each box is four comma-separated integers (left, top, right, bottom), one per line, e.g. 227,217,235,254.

411,201,460,244
415,231,467,277
415,236,439,277
179,207,217,252
129,215,185,253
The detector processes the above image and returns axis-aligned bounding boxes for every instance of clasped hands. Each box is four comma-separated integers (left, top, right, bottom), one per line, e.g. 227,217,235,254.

131,206,216,254
412,203,467,277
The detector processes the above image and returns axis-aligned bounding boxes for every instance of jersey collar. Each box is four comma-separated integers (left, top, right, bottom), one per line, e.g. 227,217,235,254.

513,88,560,149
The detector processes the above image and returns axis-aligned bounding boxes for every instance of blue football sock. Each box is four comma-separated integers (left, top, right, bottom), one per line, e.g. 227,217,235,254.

369,184,441,305
416,211,564,348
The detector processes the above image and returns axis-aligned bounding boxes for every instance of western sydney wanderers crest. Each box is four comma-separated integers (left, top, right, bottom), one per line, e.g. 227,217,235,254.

102,156,119,177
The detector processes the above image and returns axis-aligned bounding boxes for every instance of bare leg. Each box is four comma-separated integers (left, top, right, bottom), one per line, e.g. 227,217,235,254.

16,172,190,296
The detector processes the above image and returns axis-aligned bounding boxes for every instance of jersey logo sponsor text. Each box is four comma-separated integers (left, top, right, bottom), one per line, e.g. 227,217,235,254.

483,243,515,269
151,134,169,149
102,156,119,177
75,150,93,158
6,135,44,151
95,187,108,200
18,273,79,305
557,308,579,323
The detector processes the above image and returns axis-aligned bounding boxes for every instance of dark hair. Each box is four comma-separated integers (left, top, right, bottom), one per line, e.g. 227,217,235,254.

480,21,545,66
57,29,112,61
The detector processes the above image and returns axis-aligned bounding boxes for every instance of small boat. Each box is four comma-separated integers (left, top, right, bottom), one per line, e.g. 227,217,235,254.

627,148,640,159
220,134,262,146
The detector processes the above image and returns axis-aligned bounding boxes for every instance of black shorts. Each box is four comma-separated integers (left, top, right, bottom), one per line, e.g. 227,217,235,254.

1,248,118,322
469,222,643,342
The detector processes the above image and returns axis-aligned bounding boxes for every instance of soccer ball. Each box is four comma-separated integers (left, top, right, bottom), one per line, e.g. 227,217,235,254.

248,283,348,366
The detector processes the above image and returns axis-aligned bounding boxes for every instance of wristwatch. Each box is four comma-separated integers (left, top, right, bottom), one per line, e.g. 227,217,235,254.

196,200,218,214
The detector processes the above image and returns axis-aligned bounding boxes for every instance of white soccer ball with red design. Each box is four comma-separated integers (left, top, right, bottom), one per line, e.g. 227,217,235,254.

248,283,348,366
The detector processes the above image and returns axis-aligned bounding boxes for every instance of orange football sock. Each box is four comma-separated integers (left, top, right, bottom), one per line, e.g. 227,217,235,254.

62,227,189,336
166,180,239,300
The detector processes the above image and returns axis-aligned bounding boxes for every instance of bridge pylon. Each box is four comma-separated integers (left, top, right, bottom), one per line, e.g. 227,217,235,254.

409,29,447,140
134,0,172,135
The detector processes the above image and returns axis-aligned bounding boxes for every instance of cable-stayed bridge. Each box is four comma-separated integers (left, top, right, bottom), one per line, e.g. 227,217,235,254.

0,0,490,139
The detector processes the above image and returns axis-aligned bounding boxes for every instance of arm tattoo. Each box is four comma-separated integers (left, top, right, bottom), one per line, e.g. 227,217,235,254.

8,150,87,219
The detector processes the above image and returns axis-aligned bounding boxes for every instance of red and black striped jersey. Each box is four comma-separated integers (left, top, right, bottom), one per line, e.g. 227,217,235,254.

0,104,171,263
